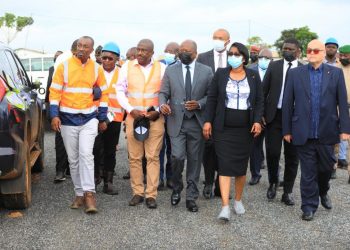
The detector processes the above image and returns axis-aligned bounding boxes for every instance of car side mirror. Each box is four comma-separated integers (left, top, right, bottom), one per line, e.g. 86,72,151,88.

32,80,42,90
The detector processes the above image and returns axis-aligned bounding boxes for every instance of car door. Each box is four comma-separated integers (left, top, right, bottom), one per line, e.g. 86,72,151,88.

4,50,40,146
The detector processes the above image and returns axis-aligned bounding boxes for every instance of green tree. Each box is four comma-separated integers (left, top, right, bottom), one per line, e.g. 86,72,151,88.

0,12,34,44
247,36,272,50
274,26,318,56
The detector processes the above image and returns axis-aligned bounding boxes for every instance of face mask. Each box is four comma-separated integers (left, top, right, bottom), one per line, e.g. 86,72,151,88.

282,51,296,62
340,58,350,66
250,54,258,63
164,53,176,65
213,39,226,52
258,58,270,70
228,55,243,69
179,52,193,65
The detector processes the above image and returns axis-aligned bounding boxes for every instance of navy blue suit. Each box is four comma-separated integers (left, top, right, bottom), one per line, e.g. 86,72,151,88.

282,63,350,213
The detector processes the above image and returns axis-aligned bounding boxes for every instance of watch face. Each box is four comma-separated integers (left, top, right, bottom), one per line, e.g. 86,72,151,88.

107,111,115,122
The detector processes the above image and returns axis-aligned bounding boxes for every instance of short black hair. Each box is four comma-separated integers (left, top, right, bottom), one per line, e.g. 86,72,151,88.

283,38,301,49
229,42,249,65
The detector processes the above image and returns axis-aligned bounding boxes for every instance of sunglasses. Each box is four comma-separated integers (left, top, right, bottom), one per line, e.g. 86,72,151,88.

101,56,114,61
228,52,241,57
306,48,324,55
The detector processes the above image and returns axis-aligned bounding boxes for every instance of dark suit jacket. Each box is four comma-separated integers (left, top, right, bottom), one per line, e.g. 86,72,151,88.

282,63,350,145
45,66,55,103
263,59,302,123
197,50,228,74
205,67,264,131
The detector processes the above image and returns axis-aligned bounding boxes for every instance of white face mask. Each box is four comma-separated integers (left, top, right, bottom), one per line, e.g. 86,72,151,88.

213,39,226,52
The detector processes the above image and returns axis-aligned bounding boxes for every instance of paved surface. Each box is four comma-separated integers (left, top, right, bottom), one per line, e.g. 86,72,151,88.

0,131,350,249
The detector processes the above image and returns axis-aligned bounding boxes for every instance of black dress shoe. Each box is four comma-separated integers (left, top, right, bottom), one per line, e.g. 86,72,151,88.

186,200,198,212
301,211,314,221
320,194,332,209
171,192,181,206
158,180,165,191
267,183,277,200
166,179,174,189
337,159,348,169
146,198,157,209
249,176,261,185
123,171,130,180
281,193,295,206
203,184,213,199
54,171,66,183
129,195,144,206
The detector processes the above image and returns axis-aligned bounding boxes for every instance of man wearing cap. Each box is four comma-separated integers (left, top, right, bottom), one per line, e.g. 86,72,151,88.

324,38,340,66
93,42,124,195
116,39,166,209
248,45,261,68
339,45,350,184
160,40,213,212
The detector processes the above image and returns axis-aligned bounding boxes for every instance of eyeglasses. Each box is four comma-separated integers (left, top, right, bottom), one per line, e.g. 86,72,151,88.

306,48,324,54
101,56,114,61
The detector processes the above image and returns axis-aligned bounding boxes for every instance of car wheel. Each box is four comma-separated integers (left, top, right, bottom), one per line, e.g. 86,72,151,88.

3,143,32,209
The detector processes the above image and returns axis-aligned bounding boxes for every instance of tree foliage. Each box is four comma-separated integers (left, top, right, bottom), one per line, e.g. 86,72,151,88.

274,26,318,56
246,36,272,50
0,12,34,44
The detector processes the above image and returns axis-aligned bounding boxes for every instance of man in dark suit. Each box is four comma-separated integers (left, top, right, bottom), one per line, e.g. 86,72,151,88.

197,28,230,199
248,48,273,185
282,39,350,220
160,40,213,212
263,38,302,205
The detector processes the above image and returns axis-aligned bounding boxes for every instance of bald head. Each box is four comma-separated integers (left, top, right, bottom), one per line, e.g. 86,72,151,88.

136,39,154,66
164,42,180,54
138,39,154,52
213,29,230,40
307,39,325,68
259,48,273,59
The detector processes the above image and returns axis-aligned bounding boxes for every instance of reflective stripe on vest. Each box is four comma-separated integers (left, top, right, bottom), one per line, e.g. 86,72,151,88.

60,106,97,114
127,60,161,112
0,147,15,156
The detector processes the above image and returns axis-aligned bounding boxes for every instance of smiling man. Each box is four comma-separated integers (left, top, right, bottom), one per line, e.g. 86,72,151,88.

49,36,108,213
282,39,350,221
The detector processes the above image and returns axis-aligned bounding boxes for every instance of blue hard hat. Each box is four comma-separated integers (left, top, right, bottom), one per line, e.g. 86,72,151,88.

325,37,339,48
102,42,120,55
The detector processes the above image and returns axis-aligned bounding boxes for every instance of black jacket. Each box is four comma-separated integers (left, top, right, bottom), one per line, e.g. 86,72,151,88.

205,67,264,131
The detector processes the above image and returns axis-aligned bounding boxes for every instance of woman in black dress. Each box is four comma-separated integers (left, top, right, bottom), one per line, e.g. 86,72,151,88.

203,42,263,221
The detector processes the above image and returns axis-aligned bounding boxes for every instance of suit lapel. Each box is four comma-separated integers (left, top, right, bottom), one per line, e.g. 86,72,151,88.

321,64,331,97
192,62,200,93
301,66,311,98
246,70,255,102
208,50,215,73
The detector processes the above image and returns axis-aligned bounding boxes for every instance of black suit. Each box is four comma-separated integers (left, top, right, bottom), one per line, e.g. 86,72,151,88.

197,50,228,193
263,59,301,194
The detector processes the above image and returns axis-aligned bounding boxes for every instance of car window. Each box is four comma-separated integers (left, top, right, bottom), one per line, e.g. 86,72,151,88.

31,58,42,71
13,54,31,87
4,50,25,88
0,50,18,89
43,57,54,71
20,58,30,71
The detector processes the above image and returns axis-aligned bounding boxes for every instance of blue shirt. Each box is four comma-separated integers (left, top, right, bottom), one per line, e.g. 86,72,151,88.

308,64,323,139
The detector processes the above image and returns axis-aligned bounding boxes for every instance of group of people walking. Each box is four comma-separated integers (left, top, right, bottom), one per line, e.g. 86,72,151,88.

47,28,350,222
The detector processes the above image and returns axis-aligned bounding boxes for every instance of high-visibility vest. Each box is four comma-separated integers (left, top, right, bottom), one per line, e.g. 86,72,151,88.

106,69,124,122
126,60,161,112
50,56,108,114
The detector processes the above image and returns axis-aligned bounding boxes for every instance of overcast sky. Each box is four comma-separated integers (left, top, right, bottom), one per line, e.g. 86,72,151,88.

1,0,349,57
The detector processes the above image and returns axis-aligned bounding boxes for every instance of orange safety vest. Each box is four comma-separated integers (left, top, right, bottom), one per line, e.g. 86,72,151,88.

106,68,124,122
126,60,161,112
50,56,108,114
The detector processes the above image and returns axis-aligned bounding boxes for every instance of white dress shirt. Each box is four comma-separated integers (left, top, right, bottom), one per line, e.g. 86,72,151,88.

181,59,196,84
277,59,298,108
104,68,116,87
115,59,166,113
213,49,227,71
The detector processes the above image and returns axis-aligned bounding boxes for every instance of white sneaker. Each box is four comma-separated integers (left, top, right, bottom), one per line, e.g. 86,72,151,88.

218,205,230,221
234,200,245,215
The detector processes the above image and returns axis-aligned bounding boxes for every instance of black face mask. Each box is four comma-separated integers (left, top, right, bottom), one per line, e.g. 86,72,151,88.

179,52,193,65
340,58,350,67
282,51,296,62
250,54,258,63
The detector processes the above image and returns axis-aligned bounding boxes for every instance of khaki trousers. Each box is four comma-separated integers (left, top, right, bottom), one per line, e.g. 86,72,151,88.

125,115,164,199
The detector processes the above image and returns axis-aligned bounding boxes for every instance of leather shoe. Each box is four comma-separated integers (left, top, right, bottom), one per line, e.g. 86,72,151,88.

129,195,144,206
320,194,332,209
281,193,295,206
84,192,98,214
301,211,314,221
70,196,84,209
186,200,198,212
171,192,181,206
145,198,157,209
267,183,277,200
203,184,213,199
249,176,261,185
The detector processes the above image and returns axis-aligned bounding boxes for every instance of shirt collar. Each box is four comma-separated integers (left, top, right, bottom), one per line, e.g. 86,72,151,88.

283,59,298,67
133,57,154,67
213,49,226,57
308,62,324,72
182,59,196,69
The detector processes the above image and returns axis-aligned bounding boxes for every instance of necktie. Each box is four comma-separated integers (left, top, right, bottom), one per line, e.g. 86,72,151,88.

185,65,193,118
285,62,292,84
218,53,223,69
